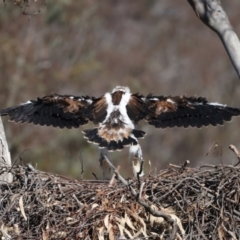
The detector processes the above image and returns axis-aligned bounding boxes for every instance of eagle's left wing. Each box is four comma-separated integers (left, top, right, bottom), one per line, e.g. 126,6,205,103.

145,95,240,128
0,94,94,129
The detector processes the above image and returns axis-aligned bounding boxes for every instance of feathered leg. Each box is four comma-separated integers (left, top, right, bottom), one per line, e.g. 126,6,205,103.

99,148,112,180
129,143,144,177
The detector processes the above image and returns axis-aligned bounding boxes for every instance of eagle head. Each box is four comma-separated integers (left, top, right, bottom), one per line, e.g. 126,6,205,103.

112,86,130,94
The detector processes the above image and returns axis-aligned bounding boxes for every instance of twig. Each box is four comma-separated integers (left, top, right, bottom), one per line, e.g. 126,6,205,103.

200,164,219,168
108,165,120,187
178,160,190,174
137,160,144,188
206,141,218,156
92,173,98,180
10,148,31,170
229,144,240,166
73,194,84,208
103,156,128,186
26,163,35,173
78,152,84,180
169,163,182,169
148,160,152,175
221,222,237,239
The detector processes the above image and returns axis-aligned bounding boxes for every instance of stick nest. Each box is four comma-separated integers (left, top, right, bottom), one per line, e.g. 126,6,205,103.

0,162,240,239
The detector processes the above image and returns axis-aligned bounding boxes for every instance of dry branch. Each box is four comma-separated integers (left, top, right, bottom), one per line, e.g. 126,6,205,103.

187,0,240,78
229,144,240,166
0,117,12,184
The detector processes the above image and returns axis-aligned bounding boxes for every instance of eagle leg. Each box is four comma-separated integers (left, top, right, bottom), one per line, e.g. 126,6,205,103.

129,143,144,177
98,148,112,180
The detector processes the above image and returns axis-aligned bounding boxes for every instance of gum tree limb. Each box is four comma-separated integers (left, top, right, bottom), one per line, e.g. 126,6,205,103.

187,0,240,78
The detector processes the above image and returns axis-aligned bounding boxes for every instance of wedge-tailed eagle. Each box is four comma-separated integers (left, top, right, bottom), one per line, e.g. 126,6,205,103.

1,86,239,178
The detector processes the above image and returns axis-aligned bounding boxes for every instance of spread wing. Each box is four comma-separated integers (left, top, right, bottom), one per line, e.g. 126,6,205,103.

145,95,240,128
84,96,108,124
126,93,148,123
0,94,94,129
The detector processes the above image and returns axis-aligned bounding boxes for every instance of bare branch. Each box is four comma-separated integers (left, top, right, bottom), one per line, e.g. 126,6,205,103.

103,156,128,186
108,165,121,187
229,144,240,166
187,0,240,78
78,152,84,180
0,117,12,184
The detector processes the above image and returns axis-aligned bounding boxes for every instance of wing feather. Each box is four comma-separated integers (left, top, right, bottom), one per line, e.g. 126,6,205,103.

126,93,147,123
0,94,93,129
145,95,240,128
85,96,108,124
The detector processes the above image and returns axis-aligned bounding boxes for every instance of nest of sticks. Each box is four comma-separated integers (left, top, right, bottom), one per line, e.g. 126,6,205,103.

1,145,240,240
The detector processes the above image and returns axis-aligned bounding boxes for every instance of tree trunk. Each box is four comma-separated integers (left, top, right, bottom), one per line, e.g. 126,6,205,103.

0,117,12,184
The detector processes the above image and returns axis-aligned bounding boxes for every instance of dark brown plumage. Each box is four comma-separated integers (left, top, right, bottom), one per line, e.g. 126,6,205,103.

0,86,240,151
145,95,240,128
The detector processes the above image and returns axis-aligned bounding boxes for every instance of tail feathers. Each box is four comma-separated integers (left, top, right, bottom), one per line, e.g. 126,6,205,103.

132,129,146,138
82,128,146,151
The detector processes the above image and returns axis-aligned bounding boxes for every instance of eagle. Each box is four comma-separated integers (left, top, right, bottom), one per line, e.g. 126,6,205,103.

0,86,240,179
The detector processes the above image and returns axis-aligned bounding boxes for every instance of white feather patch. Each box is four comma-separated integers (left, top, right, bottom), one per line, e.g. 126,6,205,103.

21,100,32,105
167,98,175,104
112,86,130,93
209,102,226,107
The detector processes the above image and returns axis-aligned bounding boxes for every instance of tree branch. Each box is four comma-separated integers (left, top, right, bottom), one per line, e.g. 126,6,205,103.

187,0,240,78
0,117,12,184
229,144,240,166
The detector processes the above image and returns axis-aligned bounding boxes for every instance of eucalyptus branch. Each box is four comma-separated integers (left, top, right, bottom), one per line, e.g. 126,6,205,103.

187,0,240,78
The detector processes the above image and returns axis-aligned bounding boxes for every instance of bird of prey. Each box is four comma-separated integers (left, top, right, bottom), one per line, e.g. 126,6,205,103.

0,86,240,179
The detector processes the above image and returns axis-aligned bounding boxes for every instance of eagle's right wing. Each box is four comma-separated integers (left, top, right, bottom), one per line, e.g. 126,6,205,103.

126,93,148,124
0,94,94,129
